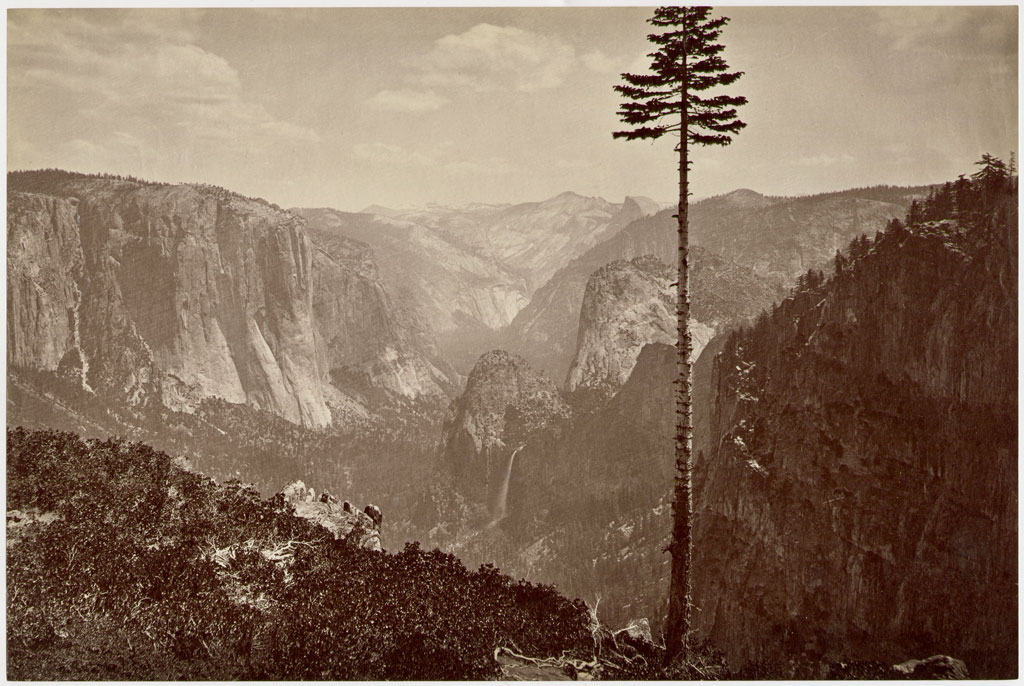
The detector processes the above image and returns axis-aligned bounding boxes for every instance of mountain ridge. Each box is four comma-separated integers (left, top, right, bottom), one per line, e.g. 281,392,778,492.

693,175,1017,676
8,170,457,430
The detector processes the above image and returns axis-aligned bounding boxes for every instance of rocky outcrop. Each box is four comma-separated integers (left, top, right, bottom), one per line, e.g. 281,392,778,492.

562,253,746,395
693,201,1017,676
279,480,383,550
8,173,331,427
297,194,648,372
565,257,676,394
440,350,568,508
506,211,782,383
307,222,454,405
893,655,969,679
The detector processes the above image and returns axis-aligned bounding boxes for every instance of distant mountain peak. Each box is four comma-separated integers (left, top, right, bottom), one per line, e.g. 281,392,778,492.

539,190,594,207
721,188,767,206
622,195,661,217
360,204,398,217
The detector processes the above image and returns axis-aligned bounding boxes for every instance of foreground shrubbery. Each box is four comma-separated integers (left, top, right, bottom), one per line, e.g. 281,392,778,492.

6,428,592,680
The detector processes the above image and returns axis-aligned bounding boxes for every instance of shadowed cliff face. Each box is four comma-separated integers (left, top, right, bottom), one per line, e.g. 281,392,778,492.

440,350,568,508
694,203,1017,676
308,224,456,406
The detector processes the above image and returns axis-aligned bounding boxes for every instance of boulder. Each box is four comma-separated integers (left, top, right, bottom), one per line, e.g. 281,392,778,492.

894,655,969,680
281,480,306,502
364,504,383,528
613,619,660,661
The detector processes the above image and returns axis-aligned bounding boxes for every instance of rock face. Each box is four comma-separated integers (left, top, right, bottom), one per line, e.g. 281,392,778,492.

297,193,651,371
564,256,678,394
307,222,454,404
693,204,1017,676
440,350,568,508
8,172,331,427
506,185,923,382
8,193,87,379
510,214,780,384
7,171,456,429
562,342,677,495
893,655,969,679
294,501,383,551
689,186,918,286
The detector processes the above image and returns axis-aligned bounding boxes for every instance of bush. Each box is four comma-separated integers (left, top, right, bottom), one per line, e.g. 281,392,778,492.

7,427,594,680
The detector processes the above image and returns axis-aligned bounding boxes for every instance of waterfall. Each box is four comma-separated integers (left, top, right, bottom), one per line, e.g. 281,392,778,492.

492,445,523,524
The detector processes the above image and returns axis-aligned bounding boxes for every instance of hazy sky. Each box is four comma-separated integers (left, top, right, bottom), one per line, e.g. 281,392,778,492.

7,6,1018,210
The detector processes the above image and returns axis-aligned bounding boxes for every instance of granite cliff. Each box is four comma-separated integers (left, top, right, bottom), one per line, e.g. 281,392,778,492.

8,170,454,430
8,172,331,427
506,185,922,381
565,256,703,395
439,350,568,509
297,194,653,372
307,222,455,407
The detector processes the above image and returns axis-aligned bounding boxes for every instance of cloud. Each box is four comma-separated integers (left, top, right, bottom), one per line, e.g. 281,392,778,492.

443,158,517,176
369,89,448,112
64,138,107,158
367,23,633,111
795,153,855,167
8,9,319,174
258,121,321,143
873,6,1016,57
417,23,576,92
580,50,620,74
353,142,437,168
353,141,516,176
623,50,655,76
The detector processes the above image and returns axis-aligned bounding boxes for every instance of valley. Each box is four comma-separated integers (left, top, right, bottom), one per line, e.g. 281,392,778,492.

11,162,1015,676
7,5,1020,680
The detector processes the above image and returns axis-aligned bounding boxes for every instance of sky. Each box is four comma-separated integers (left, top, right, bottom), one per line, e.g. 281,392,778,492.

6,6,1019,211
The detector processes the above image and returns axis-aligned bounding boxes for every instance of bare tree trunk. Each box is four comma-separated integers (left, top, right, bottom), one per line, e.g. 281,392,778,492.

664,56,692,662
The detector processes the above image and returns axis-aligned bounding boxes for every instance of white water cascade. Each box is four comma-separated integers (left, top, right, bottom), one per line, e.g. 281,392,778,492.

491,445,524,525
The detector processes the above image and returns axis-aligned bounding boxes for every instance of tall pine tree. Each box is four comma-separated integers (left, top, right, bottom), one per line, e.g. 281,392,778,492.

613,6,747,661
